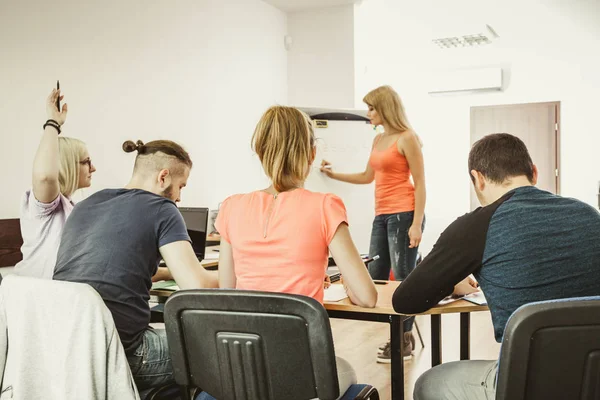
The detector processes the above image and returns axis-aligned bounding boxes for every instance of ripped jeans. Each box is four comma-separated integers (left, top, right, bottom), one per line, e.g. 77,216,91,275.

368,211,424,332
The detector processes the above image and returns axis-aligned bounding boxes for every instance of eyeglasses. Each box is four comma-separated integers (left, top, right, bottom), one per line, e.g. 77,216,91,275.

79,158,93,168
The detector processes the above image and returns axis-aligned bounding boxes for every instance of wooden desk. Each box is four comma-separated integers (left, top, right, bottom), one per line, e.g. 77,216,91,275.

206,234,221,246
151,280,488,400
325,281,488,400
0,219,23,268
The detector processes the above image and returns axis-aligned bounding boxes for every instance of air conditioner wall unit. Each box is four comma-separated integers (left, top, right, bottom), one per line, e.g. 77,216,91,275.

427,67,503,95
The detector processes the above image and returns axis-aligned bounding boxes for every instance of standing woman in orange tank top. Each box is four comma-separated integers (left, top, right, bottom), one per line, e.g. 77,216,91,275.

320,85,426,361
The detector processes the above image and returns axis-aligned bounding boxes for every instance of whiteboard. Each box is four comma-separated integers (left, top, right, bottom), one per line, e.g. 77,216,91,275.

305,120,376,253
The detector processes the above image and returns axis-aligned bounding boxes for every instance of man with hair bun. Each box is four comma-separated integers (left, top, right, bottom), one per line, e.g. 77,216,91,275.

54,139,217,391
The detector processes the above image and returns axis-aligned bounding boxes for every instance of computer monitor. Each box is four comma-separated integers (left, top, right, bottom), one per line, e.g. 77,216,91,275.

179,207,209,261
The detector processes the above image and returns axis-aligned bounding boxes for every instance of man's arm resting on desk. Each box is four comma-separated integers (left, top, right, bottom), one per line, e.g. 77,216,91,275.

392,203,501,314
152,267,172,282
159,241,218,289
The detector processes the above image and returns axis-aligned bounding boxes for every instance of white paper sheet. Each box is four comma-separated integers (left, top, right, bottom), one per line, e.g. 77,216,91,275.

438,296,461,306
324,285,348,302
463,291,487,305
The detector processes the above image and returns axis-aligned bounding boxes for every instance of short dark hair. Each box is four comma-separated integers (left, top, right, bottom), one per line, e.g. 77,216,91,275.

468,133,534,184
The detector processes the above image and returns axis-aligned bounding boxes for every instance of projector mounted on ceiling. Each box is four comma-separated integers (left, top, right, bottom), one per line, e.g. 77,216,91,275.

432,24,499,49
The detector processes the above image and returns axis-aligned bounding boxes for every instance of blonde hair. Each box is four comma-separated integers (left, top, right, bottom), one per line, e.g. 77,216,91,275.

251,106,315,192
58,137,87,198
363,85,412,132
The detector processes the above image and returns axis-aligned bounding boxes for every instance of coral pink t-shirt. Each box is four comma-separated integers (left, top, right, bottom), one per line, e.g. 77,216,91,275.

215,189,348,303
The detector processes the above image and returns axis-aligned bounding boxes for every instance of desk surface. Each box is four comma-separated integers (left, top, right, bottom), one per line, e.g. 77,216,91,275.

327,281,488,315
200,246,219,268
151,279,488,316
206,234,221,243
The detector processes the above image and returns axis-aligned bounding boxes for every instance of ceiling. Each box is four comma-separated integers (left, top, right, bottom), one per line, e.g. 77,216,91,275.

262,0,359,13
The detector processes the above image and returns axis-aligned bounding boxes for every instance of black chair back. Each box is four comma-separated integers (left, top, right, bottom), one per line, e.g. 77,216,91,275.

496,297,600,400
164,289,340,400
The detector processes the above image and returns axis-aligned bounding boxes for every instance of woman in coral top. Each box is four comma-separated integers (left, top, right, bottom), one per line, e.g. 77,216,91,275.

215,106,377,398
321,85,426,362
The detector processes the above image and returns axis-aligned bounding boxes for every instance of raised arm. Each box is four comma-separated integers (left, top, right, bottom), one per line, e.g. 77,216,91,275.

329,223,377,308
159,241,218,289
318,135,379,185
32,89,68,203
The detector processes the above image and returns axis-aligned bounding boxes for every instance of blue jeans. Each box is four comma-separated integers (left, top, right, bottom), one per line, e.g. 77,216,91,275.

368,211,424,332
127,328,174,391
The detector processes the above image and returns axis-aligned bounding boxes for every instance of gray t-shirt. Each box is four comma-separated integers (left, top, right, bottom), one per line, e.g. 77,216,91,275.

53,188,190,355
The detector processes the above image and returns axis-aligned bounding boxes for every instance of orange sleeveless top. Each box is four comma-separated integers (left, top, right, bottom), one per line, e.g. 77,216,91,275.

368,135,415,215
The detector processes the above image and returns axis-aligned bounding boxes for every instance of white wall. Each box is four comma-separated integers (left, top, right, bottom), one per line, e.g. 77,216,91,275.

0,0,287,218
287,5,355,108
353,0,600,254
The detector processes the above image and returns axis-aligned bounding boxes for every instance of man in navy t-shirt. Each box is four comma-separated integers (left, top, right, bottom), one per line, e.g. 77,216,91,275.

54,139,217,391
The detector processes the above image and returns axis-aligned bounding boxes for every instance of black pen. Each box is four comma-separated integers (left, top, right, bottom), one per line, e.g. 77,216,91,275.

56,80,61,111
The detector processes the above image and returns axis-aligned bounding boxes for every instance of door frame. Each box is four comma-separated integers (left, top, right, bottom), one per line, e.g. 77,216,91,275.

469,101,561,194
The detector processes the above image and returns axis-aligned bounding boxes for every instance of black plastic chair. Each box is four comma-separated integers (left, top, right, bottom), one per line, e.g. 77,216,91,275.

496,296,600,400
164,289,379,400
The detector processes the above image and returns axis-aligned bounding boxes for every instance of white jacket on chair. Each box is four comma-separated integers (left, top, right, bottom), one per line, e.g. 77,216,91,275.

0,275,140,400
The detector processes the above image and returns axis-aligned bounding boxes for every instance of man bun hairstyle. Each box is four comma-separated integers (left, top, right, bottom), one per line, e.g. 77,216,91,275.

122,139,192,169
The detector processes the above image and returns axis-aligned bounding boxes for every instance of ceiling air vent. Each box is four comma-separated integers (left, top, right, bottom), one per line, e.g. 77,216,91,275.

432,24,499,49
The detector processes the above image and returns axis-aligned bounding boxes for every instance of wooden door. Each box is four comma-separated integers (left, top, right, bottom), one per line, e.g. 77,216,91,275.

470,102,560,210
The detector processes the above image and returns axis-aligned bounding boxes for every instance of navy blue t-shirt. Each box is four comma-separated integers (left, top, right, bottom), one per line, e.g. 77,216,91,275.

53,189,190,355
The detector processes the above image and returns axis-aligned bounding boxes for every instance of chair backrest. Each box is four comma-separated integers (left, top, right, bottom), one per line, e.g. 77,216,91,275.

0,219,23,268
164,289,340,400
496,296,600,400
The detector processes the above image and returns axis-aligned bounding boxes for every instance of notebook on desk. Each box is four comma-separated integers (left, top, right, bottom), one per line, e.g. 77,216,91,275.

462,291,487,306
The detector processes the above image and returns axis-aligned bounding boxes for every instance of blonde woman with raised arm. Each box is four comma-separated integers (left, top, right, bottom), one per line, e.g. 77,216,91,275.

14,88,96,279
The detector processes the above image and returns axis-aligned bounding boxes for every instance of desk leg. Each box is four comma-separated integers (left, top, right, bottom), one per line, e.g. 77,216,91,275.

390,315,404,400
431,314,442,367
460,312,470,360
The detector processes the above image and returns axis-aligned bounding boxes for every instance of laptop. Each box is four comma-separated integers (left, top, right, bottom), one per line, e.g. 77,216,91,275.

327,266,341,283
179,207,209,261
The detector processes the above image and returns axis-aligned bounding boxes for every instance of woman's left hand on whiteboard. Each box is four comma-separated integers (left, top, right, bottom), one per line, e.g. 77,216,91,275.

408,224,422,248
